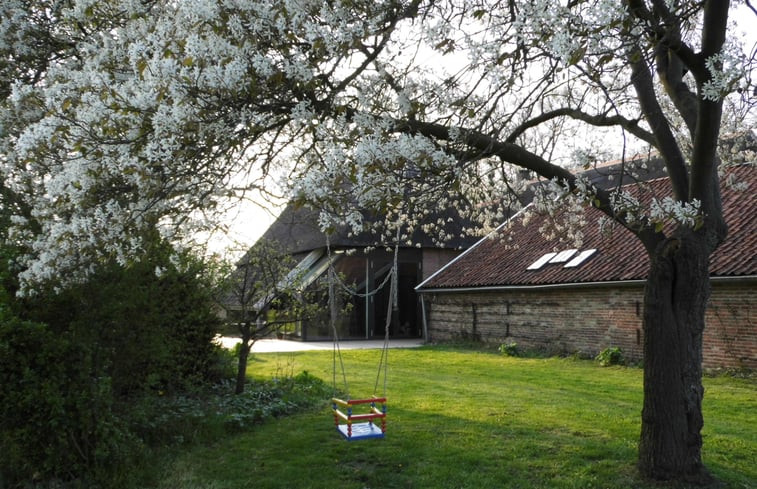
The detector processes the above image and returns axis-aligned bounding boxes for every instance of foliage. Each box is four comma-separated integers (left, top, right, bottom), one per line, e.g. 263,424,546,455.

1,1,754,286
0,352,330,488
0,317,143,487
24,240,223,397
126,371,331,448
218,372,333,430
0,236,227,486
596,346,626,367
498,341,520,357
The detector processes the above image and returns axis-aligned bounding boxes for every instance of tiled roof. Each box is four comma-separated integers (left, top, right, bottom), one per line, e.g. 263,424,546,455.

419,164,757,290
243,154,668,260
254,201,480,258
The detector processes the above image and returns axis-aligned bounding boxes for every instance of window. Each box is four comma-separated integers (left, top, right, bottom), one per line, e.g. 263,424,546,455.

564,249,597,268
526,252,557,270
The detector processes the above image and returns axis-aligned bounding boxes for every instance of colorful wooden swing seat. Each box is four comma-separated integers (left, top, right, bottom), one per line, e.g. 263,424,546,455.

332,397,387,441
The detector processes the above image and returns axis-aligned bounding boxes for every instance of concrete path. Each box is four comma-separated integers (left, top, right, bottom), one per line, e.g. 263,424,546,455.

214,336,425,353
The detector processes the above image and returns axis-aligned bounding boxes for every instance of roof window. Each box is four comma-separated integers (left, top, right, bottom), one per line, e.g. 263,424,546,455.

527,248,597,270
564,249,597,268
548,249,578,263
526,252,557,270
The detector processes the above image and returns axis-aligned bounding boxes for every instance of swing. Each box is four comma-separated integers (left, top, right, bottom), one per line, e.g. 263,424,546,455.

327,235,396,441
331,396,387,441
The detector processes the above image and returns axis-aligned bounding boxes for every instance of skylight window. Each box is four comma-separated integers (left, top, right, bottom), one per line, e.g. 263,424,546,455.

548,249,578,263
526,252,557,270
526,248,598,271
564,249,597,268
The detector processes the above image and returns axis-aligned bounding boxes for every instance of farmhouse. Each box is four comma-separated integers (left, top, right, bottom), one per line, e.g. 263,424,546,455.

242,154,669,341
243,202,479,340
416,163,756,369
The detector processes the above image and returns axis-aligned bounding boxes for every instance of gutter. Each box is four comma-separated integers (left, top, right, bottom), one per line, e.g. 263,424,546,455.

417,274,757,294
711,274,757,284
417,279,646,294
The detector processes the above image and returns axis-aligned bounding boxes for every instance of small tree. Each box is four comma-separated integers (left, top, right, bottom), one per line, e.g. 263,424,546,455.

221,239,350,393
222,239,297,394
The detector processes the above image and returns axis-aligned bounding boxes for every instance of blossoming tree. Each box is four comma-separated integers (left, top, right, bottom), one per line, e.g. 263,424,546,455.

2,0,755,483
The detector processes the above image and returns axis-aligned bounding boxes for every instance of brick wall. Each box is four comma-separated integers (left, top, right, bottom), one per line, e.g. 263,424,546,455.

703,282,756,369
424,281,755,369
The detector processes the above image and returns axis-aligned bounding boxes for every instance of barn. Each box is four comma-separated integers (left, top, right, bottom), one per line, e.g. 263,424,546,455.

242,202,478,340
416,163,756,369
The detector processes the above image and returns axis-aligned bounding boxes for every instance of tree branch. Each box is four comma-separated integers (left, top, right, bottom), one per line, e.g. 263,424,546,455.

655,47,699,134
627,43,690,202
505,108,655,146
393,117,663,250
626,0,707,81
689,0,730,250
690,1,728,197
747,0,757,15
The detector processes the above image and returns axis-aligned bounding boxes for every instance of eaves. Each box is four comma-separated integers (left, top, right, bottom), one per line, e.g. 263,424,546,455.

416,274,757,294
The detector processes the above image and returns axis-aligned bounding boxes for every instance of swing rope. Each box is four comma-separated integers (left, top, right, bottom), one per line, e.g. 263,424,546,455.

373,234,398,398
327,236,350,399
327,225,400,401
328,251,395,299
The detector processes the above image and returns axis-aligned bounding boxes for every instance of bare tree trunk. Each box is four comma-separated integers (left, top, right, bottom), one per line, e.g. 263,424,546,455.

638,232,713,484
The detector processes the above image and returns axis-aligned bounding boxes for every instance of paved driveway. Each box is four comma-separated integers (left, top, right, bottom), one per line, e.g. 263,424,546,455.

214,336,424,353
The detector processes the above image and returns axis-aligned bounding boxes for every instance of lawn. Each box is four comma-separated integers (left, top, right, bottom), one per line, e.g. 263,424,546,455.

155,346,756,489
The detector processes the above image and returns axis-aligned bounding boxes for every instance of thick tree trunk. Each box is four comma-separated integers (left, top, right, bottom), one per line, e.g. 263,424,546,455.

638,233,713,484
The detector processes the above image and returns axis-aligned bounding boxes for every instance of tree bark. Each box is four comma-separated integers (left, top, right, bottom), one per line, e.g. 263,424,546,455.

638,231,713,484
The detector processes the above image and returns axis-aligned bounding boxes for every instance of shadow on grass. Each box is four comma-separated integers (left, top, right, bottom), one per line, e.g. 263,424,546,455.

163,403,645,489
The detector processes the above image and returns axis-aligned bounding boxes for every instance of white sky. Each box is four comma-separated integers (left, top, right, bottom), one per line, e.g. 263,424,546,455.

201,188,283,257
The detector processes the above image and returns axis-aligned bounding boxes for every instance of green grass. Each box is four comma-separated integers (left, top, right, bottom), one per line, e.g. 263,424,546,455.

154,346,756,489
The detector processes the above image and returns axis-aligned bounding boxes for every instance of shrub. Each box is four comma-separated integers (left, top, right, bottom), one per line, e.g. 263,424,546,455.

0,237,227,486
0,318,142,486
596,346,625,367
25,241,222,397
499,341,520,357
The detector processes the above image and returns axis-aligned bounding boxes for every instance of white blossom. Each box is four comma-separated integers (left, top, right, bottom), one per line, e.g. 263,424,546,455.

1,0,751,292
702,50,744,101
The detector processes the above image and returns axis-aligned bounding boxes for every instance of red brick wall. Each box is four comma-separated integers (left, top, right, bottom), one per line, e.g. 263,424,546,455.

703,283,756,369
424,281,755,369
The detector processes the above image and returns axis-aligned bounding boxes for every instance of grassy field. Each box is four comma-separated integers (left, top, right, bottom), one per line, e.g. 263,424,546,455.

155,346,756,489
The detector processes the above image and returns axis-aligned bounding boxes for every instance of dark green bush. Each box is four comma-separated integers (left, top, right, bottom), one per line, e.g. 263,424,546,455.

0,317,142,486
25,242,222,398
0,237,227,486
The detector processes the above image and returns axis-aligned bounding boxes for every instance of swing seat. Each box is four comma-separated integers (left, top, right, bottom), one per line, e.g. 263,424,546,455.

332,397,386,441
